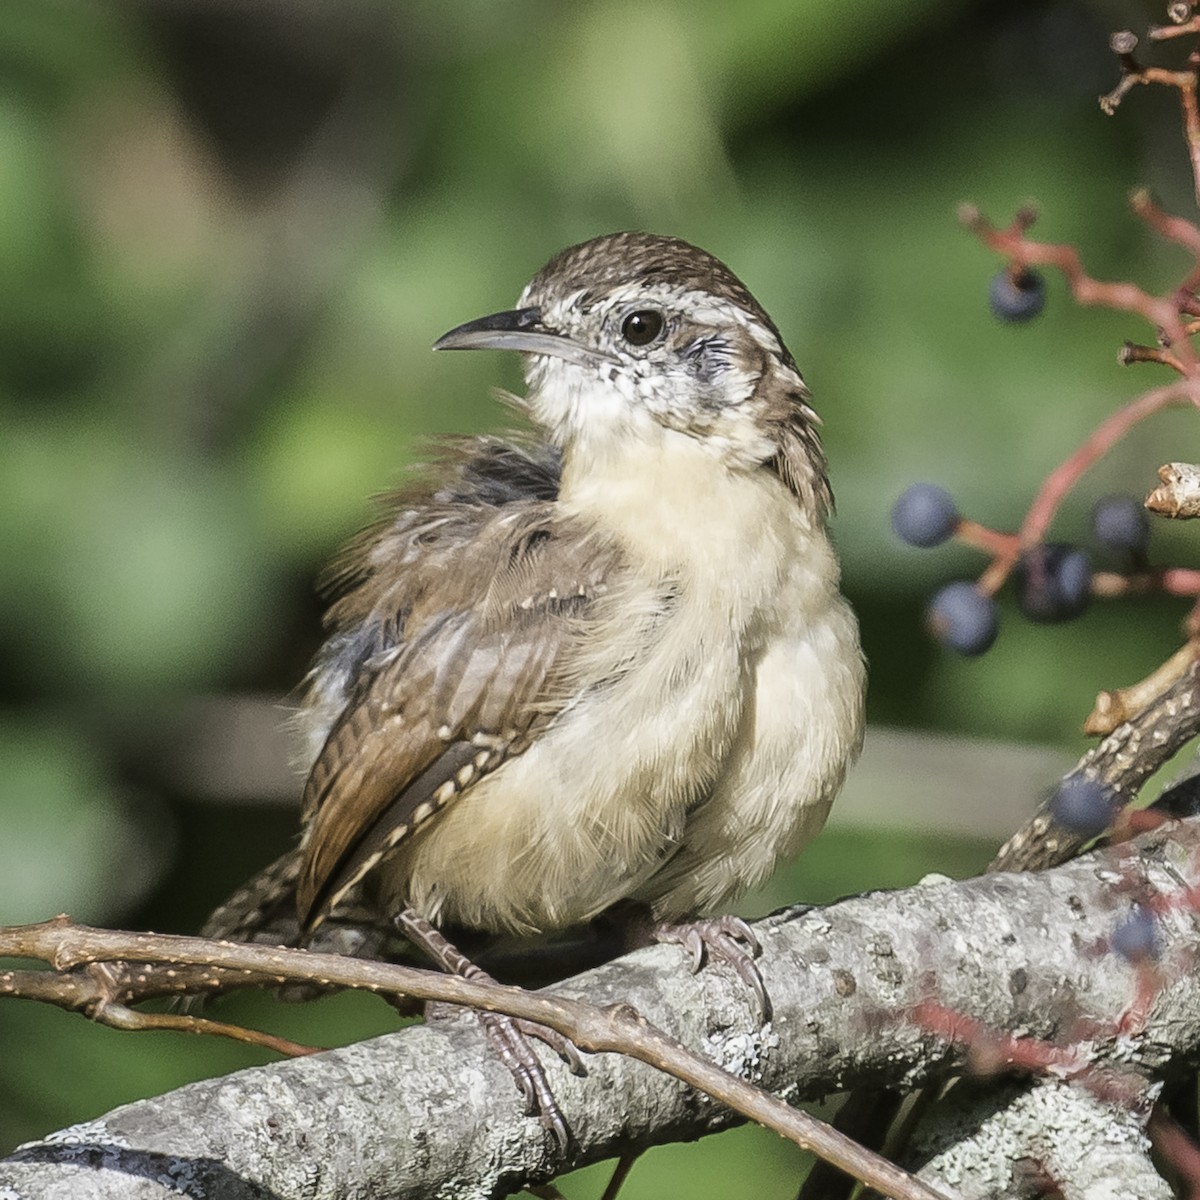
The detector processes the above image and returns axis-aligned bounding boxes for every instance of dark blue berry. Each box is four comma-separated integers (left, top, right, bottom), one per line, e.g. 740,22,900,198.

988,268,1046,324
1049,776,1117,837
926,582,999,655
1111,906,1159,964
989,268,1046,323
1091,495,1150,556
1015,543,1091,623
892,483,959,548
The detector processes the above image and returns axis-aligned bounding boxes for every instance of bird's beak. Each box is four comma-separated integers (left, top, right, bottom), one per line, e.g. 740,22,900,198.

433,307,615,366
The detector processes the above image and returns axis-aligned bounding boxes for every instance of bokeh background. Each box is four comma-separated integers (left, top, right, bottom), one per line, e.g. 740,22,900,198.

1,0,1196,1192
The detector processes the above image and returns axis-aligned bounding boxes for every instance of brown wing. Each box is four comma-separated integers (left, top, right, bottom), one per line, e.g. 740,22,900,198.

295,500,619,931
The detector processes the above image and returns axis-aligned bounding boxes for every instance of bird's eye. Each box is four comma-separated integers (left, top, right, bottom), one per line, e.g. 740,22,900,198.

620,310,664,346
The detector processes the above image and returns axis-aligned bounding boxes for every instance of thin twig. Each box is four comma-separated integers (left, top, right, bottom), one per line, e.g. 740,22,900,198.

992,656,1200,873
952,519,1016,558
1084,642,1198,735
1090,568,1200,597
1150,16,1200,43
1101,34,1200,204
1018,381,1198,544
959,205,1198,371
1120,341,1189,374
1130,189,1200,303
1132,189,1200,258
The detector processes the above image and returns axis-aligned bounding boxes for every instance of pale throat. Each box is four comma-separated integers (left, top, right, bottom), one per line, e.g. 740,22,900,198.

558,422,817,592
528,353,825,587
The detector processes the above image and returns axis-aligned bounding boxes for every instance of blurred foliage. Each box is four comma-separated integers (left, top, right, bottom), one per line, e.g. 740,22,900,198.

0,0,1196,1192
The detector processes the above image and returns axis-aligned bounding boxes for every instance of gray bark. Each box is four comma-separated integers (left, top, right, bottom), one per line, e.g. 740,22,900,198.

912,1079,1170,1200
4,817,1200,1199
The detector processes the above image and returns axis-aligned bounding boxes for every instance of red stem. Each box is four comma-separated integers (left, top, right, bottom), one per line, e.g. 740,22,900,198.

978,382,1200,593
955,519,1017,557
1164,568,1200,596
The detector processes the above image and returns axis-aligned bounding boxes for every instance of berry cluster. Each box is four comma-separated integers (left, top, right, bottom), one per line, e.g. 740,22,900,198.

919,193,1200,665
892,484,1151,656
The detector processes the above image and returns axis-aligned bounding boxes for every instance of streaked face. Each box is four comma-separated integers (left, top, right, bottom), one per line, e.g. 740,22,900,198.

436,232,812,471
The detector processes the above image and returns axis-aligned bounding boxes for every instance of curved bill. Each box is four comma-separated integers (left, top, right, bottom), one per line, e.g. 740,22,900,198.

433,306,616,365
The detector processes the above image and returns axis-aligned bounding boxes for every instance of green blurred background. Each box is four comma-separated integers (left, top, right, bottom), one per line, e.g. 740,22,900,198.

1,0,1196,1192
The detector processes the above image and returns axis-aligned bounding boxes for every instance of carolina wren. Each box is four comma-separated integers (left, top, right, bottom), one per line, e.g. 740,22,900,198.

203,231,866,1141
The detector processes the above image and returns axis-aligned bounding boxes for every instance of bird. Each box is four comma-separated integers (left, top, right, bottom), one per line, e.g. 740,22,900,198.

201,230,866,1145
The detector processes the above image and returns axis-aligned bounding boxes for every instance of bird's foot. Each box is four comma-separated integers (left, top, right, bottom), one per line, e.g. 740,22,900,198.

395,907,585,1151
654,913,770,1022
478,1011,584,1151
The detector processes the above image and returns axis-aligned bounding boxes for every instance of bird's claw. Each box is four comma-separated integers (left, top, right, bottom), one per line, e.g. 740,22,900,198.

398,909,584,1151
655,914,770,1022
479,1012,578,1152
515,1015,588,1077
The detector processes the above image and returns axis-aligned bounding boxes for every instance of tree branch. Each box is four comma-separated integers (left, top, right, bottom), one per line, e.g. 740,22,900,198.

910,1080,1171,1200
992,654,1200,872
7,814,1200,1198
0,921,944,1200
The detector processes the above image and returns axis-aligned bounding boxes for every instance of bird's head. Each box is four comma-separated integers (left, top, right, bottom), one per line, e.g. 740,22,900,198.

434,232,830,514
